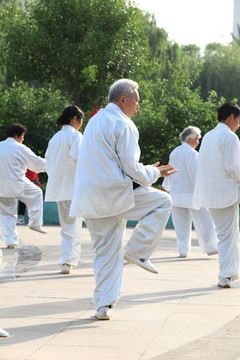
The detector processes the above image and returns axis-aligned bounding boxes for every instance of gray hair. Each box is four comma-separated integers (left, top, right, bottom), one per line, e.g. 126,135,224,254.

108,78,138,102
179,126,201,143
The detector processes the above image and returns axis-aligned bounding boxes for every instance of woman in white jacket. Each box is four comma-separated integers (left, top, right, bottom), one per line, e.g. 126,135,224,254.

45,105,84,274
161,126,218,258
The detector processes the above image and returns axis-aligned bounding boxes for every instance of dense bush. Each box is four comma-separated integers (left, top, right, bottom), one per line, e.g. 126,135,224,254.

136,65,224,172
0,81,70,156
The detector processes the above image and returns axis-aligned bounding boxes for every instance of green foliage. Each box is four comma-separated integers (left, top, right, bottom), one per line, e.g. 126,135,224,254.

199,42,240,101
0,81,70,155
3,0,150,108
136,62,222,171
0,0,24,7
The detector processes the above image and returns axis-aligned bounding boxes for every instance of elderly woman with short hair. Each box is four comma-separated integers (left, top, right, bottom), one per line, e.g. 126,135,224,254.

161,126,218,258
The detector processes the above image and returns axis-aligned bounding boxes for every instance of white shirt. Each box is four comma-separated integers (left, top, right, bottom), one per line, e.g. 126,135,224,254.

45,125,83,201
193,123,240,209
70,103,159,218
162,143,198,207
0,137,46,197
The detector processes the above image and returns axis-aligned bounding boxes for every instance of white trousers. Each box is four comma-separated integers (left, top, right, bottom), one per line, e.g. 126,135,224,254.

209,204,240,281
0,182,43,246
85,187,172,310
57,201,82,266
171,206,218,255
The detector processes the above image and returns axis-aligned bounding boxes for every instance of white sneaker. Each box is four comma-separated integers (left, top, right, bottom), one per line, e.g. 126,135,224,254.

29,226,47,234
61,264,71,274
124,255,158,274
218,278,231,288
0,328,9,337
95,306,112,320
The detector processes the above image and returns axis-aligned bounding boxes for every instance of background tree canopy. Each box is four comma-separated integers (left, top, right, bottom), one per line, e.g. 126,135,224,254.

0,0,239,171
2,0,149,107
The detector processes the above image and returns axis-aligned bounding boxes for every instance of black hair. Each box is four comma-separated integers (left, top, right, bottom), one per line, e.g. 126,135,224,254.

218,102,240,121
6,123,27,138
57,104,84,125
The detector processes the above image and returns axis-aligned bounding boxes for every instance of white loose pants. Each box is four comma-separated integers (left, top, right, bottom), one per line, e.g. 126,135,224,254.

57,201,82,266
209,204,240,281
0,182,43,246
85,187,172,310
171,206,218,255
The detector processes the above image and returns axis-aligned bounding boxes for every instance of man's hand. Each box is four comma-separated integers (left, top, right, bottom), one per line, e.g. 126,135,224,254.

152,162,178,177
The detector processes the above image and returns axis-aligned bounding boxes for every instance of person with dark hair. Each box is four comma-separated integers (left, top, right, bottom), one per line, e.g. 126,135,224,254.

161,126,218,258
45,105,84,274
70,79,177,320
193,102,240,288
0,123,47,249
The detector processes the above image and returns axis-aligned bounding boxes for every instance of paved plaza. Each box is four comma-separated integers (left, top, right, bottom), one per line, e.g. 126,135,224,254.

1,225,240,360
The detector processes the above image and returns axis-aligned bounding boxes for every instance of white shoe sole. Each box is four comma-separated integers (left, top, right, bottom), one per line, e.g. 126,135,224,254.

29,226,47,234
95,314,111,320
0,329,9,337
124,256,158,274
218,282,231,288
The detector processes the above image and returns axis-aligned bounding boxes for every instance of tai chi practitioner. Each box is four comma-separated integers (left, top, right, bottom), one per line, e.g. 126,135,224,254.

161,126,218,258
0,123,47,248
193,102,240,288
45,105,84,274
70,78,177,320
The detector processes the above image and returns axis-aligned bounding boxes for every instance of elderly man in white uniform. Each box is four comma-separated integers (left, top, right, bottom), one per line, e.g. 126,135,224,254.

193,102,240,288
45,105,84,274
70,79,177,320
0,123,47,248
161,126,218,258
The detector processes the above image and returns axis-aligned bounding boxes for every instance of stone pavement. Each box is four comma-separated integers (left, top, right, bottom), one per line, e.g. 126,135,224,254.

1,225,240,360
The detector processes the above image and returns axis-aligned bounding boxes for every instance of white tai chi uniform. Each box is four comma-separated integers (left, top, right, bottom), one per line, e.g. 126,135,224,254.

193,123,240,281
162,143,218,256
0,138,46,246
45,125,83,266
70,103,172,310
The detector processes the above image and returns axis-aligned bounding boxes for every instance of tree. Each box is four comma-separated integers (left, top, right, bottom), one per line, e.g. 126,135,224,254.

0,81,70,156
136,62,221,173
3,0,150,109
0,0,25,82
199,42,240,101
